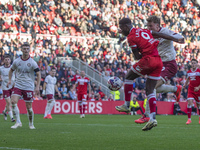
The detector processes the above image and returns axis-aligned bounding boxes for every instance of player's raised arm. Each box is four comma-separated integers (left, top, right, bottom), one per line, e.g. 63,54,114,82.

151,31,185,44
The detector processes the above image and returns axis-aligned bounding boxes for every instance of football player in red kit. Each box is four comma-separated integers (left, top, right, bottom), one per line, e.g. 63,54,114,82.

75,71,91,118
116,18,183,131
183,59,200,125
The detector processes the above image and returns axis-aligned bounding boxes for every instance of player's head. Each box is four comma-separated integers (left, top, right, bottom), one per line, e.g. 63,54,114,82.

191,59,198,69
119,18,132,36
3,54,11,65
147,15,160,32
80,70,85,77
21,42,30,56
51,67,57,77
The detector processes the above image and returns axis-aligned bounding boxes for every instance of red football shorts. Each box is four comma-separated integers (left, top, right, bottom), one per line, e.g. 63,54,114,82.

131,55,163,80
160,60,177,83
47,94,54,101
12,87,33,102
3,89,13,99
187,90,200,104
77,93,87,102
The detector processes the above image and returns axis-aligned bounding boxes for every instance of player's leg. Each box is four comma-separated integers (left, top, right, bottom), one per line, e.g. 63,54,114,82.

196,103,200,124
44,100,51,119
142,78,158,131
155,61,181,101
5,97,15,122
115,70,139,113
78,94,83,118
81,94,87,118
11,94,22,129
47,99,55,119
2,102,8,121
26,102,35,129
186,98,193,125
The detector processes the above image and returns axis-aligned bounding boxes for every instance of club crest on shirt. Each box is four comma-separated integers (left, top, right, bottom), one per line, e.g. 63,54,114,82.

27,63,31,67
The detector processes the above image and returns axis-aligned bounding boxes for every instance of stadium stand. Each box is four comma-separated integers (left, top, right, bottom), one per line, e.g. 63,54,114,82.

0,0,199,102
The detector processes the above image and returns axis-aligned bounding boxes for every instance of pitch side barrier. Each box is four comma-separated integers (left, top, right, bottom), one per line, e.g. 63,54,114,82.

0,100,193,115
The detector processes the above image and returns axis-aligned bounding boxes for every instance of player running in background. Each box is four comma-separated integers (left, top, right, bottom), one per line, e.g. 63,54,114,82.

0,54,15,122
7,42,41,129
115,18,184,131
183,59,200,124
135,15,185,124
75,71,91,118
42,67,61,119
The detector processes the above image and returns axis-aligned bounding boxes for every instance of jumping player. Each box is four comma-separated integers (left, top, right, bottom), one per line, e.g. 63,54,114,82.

183,59,200,124
115,18,184,131
7,42,41,129
135,15,185,124
0,54,15,122
42,67,61,119
75,71,91,118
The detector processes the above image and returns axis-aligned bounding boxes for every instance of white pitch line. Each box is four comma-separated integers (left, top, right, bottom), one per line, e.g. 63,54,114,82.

38,123,200,129
0,147,37,150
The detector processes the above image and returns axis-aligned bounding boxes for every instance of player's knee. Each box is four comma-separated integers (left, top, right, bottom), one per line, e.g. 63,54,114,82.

27,108,33,115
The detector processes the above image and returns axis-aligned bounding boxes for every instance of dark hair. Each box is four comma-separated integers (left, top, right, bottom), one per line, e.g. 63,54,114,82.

191,59,198,63
119,18,132,25
147,15,160,25
4,54,11,59
21,42,30,47
51,67,56,71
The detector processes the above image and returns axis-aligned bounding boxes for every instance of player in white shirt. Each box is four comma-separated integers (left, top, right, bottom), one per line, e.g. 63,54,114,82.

42,67,61,119
7,42,41,129
0,54,15,122
135,15,185,124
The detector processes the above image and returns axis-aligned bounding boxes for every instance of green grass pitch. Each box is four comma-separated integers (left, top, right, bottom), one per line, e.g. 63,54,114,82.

0,114,199,150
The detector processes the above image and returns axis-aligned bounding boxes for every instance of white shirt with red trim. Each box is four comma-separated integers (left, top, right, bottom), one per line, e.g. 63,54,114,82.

45,75,57,95
0,65,15,90
11,56,39,91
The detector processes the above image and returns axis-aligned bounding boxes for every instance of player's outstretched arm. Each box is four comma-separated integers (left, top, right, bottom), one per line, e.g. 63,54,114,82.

151,31,185,44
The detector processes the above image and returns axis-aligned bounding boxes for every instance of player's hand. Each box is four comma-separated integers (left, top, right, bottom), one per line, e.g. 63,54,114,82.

58,92,61,98
89,93,92,98
6,80,11,88
34,86,40,96
194,86,200,92
177,38,185,44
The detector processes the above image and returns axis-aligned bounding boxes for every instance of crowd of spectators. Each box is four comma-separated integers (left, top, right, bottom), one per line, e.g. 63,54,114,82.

0,0,200,102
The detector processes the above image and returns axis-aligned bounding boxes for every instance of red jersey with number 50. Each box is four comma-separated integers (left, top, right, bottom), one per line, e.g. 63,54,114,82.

127,28,159,57
76,76,90,94
187,68,200,91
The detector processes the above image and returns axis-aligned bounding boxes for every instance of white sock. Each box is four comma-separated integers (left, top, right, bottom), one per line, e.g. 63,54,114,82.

8,110,14,119
4,107,7,113
48,100,55,115
44,102,51,117
124,101,130,107
27,108,34,126
145,100,150,117
12,104,21,123
156,84,177,93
